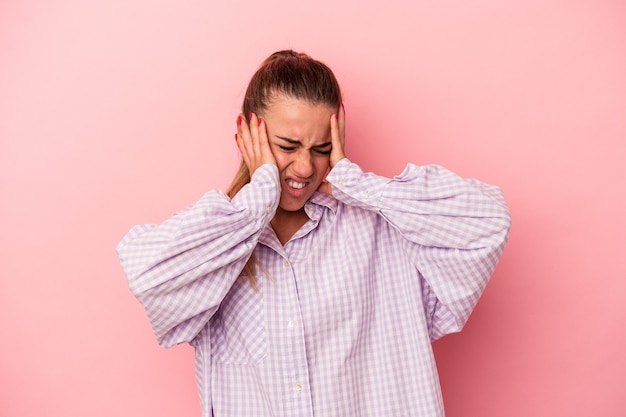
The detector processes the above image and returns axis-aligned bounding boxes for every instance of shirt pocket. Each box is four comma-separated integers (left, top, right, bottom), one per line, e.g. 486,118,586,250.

210,278,267,365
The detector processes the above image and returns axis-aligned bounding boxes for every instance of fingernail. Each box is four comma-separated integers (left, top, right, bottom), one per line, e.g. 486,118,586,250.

249,113,254,122
341,103,345,113
234,133,238,141
237,116,242,126
258,118,262,126
334,114,338,120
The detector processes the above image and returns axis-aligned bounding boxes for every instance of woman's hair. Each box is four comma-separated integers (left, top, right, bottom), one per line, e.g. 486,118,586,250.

227,50,342,286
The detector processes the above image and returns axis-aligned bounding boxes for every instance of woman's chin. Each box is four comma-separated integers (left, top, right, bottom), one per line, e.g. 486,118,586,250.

278,195,309,213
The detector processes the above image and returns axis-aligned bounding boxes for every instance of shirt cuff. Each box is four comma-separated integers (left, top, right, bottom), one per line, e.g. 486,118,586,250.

233,163,280,225
326,158,386,210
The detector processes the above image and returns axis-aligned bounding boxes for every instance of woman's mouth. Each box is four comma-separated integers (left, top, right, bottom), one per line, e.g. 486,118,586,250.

284,178,311,198
287,179,307,190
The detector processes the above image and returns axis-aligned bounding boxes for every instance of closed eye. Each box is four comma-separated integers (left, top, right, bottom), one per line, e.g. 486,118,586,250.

275,136,332,155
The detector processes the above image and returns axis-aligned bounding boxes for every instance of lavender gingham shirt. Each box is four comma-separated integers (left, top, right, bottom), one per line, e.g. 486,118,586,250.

117,158,511,417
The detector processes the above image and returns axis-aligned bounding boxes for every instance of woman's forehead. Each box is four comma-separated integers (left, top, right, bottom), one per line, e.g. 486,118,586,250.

264,98,334,144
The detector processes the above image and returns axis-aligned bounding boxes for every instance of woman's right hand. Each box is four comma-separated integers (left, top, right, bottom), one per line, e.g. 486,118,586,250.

235,112,276,176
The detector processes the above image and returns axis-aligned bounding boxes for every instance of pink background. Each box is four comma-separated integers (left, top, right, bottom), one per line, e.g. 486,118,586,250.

1,1,625,416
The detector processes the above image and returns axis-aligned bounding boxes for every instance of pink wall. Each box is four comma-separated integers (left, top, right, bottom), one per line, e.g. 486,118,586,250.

1,1,625,416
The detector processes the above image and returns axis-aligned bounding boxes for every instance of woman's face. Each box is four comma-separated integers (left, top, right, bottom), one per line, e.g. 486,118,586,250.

260,95,335,212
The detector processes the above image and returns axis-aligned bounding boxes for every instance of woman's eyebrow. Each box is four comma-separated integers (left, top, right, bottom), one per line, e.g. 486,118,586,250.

314,141,332,148
275,136,301,145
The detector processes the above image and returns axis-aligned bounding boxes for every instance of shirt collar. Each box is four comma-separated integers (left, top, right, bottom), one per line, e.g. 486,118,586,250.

308,191,338,215
258,192,338,249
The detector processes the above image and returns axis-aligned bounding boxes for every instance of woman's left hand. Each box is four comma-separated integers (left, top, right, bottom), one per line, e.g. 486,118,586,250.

317,104,346,195
329,103,346,168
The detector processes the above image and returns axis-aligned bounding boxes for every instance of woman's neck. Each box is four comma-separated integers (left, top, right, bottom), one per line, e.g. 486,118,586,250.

270,207,309,245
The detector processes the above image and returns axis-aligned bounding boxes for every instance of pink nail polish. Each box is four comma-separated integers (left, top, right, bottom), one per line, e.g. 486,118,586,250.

249,113,254,122
258,118,262,126
234,133,238,141
237,116,242,126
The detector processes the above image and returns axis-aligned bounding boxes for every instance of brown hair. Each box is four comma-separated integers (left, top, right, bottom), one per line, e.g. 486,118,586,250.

227,50,342,285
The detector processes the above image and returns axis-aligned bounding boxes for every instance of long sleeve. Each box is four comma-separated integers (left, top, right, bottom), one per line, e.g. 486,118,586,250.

326,158,511,339
116,164,280,347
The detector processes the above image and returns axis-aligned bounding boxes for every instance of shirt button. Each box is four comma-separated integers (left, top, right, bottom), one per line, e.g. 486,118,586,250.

288,320,296,328
294,383,303,391
266,206,271,213
283,260,289,268
338,179,344,186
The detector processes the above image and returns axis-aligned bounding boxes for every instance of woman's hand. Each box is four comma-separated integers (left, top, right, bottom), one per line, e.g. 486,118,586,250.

317,104,346,195
235,112,276,177
329,103,346,168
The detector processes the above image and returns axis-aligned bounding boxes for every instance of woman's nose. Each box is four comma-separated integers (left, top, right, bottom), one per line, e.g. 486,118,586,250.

292,151,313,177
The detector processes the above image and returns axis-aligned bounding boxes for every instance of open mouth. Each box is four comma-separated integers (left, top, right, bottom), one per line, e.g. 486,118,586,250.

287,179,307,190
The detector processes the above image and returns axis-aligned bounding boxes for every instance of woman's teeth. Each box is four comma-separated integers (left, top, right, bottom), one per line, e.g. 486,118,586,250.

287,180,306,189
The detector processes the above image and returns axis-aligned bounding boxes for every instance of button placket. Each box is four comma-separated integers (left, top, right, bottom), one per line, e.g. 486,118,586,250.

275,254,314,413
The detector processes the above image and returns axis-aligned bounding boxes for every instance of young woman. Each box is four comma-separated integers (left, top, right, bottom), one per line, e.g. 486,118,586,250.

117,50,511,417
